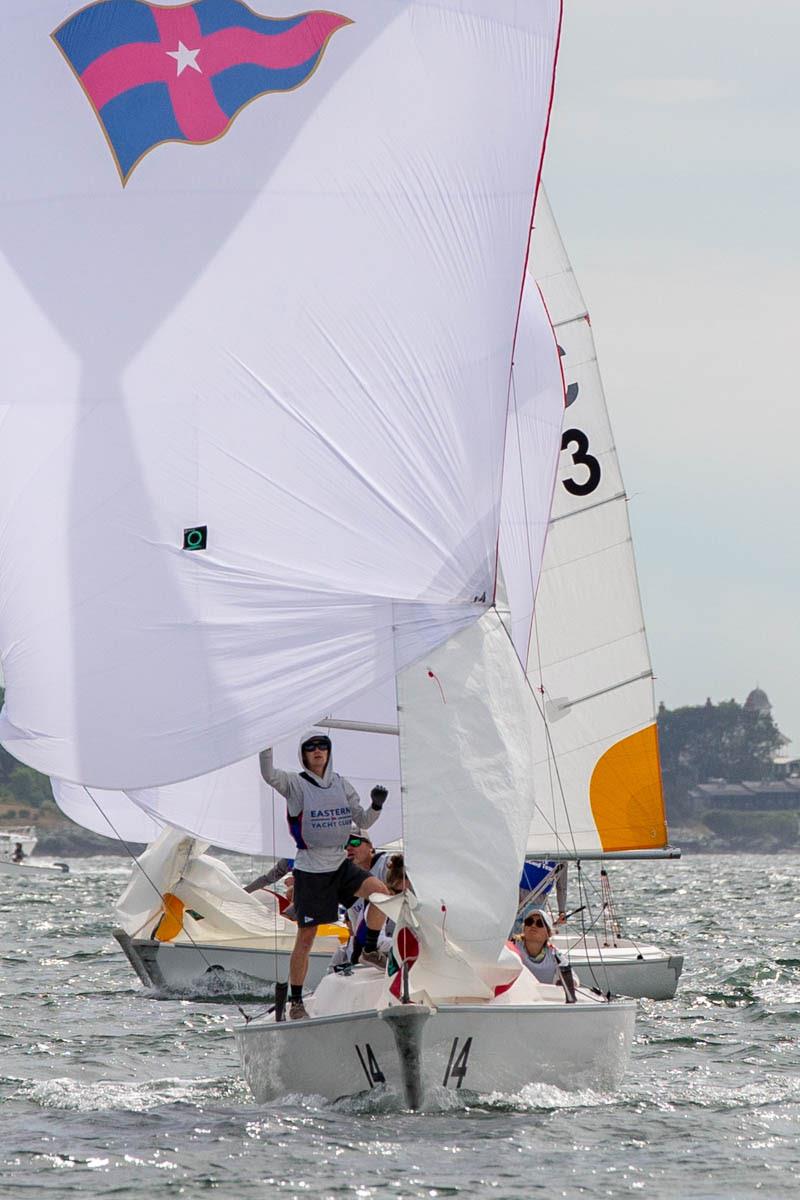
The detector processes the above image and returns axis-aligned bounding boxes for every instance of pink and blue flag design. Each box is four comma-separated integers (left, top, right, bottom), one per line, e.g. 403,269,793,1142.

53,0,350,183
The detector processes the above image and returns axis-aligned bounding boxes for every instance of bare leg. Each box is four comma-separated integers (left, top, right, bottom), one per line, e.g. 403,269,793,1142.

289,924,318,988
356,875,391,931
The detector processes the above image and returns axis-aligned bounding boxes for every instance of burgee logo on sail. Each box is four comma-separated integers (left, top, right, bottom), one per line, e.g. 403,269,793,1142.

52,0,351,184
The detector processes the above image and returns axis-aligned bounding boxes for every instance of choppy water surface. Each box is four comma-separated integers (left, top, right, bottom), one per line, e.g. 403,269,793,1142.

0,854,797,1198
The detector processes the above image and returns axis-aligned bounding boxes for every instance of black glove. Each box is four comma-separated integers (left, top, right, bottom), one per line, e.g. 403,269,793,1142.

370,784,388,811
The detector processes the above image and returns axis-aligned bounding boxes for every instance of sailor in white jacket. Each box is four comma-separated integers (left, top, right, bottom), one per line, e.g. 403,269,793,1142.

260,731,390,1019
516,908,563,985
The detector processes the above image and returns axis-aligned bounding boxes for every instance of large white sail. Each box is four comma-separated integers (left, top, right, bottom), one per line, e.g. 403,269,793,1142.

398,607,540,979
524,191,667,855
0,0,561,790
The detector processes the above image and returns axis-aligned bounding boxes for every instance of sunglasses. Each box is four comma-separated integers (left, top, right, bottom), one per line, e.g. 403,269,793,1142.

524,916,547,929
347,836,369,848
302,739,329,752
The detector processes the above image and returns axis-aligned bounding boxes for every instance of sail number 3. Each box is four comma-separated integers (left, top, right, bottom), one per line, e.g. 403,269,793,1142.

561,428,601,497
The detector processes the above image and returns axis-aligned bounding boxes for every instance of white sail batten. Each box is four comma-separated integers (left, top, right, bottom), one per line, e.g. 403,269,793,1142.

0,1,561,790
524,191,667,856
398,608,539,982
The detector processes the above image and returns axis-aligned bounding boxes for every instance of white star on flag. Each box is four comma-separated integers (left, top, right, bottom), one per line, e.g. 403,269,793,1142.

166,42,202,77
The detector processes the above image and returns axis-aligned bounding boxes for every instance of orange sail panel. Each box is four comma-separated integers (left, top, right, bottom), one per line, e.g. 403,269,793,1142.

589,726,667,851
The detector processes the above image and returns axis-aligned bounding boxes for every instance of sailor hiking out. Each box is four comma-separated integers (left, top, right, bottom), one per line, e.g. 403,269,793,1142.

260,731,390,1019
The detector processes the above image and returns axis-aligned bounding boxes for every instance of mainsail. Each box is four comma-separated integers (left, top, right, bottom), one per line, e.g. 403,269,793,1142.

524,191,668,856
0,0,562,791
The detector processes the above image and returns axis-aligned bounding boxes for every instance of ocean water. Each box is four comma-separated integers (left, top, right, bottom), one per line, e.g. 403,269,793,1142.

0,854,798,1198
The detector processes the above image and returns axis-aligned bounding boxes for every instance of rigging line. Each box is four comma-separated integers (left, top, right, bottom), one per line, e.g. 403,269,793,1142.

269,781,281,986
574,859,613,996
492,613,613,994
481,374,569,858
492,607,580,860
80,787,255,1024
508,365,541,669
598,867,652,960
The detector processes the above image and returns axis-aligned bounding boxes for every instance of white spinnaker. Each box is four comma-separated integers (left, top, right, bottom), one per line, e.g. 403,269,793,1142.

524,191,667,856
48,216,564,856
53,703,404,856
0,1,561,790
398,608,540,982
51,779,166,844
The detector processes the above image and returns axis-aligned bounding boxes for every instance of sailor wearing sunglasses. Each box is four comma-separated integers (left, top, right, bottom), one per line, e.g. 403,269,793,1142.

516,908,562,985
260,732,390,1019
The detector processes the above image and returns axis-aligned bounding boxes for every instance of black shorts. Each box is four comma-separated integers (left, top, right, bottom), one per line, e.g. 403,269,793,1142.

292,859,371,927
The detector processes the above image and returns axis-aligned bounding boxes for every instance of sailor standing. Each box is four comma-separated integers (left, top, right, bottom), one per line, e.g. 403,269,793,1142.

260,732,390,1019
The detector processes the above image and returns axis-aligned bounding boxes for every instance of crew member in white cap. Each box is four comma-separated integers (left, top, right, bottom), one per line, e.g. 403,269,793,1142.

516,908,562,985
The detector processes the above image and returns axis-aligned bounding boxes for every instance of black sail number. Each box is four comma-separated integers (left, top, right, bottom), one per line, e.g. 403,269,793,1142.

560,428,601,497
355,1043,385,1088
443,1036,473,1089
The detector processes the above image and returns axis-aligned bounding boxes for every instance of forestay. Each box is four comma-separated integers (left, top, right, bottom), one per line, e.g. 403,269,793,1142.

523,191,668,855
0,0,561,790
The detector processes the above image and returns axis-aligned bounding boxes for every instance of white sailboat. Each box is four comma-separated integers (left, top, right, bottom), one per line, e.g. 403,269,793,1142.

51,769,354,994
238,610,634,1108
522,190,683,1000
1,0,637,1106
113,825,347,994
51,733,403,993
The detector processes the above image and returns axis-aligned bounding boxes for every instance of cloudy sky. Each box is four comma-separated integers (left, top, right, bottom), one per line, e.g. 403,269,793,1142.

543,1,799,751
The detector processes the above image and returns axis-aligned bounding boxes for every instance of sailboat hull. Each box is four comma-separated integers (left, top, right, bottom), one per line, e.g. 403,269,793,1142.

237,1000,635,1107
0,859,68,877
113,931,332,995
552,937,683,1000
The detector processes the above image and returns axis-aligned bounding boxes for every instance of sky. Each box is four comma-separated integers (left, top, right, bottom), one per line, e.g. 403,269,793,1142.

543,1,800,752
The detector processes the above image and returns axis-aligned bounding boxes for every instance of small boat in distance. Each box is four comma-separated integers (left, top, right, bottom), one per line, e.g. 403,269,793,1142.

0,824,37,859
0,826,69,877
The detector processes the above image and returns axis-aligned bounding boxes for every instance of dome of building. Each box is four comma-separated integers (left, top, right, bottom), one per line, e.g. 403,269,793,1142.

744,686,771,714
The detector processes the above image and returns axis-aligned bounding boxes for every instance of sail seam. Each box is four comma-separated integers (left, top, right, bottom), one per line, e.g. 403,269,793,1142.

536,626,648,672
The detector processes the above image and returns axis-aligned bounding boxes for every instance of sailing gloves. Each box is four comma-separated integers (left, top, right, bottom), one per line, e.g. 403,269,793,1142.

370,784,388,811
